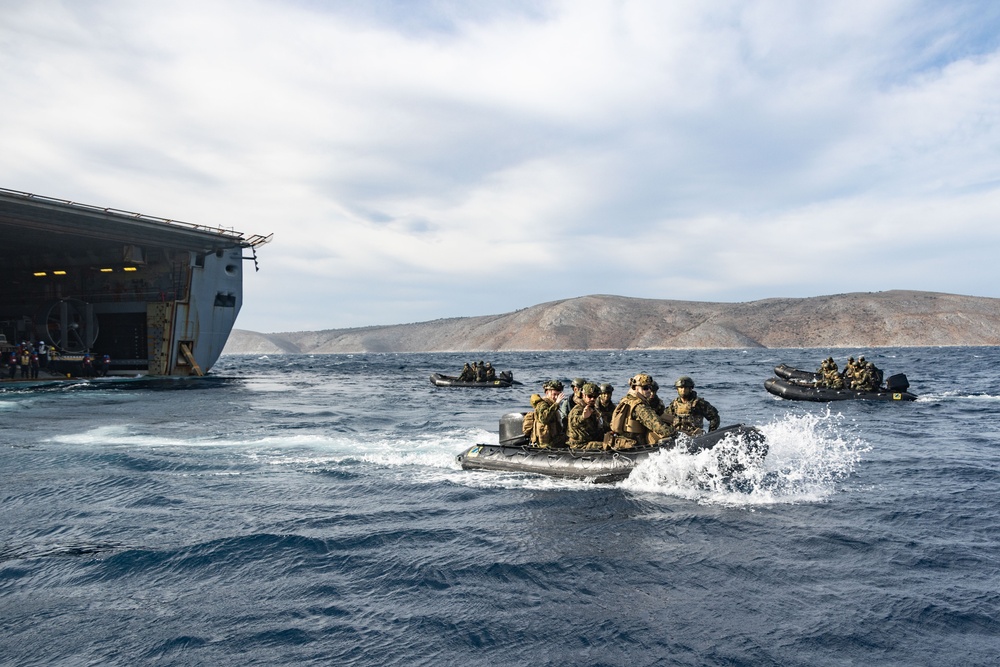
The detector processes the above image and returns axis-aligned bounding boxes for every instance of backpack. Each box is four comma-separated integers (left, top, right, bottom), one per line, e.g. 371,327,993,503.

522,411,536,443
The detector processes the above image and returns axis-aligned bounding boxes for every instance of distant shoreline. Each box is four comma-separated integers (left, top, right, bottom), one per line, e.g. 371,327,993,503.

224,290,1000,355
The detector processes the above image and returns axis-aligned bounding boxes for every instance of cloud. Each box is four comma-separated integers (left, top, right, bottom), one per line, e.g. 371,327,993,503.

1,0,999,331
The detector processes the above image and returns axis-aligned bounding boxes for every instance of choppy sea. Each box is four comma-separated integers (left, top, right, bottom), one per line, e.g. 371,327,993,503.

2,347,999,666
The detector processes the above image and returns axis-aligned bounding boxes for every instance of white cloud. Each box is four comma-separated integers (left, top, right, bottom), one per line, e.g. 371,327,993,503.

1,0,999,331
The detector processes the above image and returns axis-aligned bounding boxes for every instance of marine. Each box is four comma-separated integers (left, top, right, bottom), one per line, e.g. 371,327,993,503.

820,358,844,389
566,383,605,450
609,373,677,448
558,377,588,428
529,379,567,448
842,356,857,387
664,376,720,436
596,383,615,433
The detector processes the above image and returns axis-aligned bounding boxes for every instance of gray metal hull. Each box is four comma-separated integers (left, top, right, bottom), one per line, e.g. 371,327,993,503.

0,188,269,377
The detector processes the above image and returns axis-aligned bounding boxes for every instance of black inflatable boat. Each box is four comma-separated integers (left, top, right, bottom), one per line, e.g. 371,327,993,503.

773,364,824,382
431,371,515,388
765,365,917,402
456,413,767,483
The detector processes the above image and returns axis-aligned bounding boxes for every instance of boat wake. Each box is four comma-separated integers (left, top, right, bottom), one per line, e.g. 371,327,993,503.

916,390,1000,402
44,413,869,506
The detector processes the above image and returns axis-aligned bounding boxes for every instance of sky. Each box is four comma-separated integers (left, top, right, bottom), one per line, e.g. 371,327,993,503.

2,0,999,333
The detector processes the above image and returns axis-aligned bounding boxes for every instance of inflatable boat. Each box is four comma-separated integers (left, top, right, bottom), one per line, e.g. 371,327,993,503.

773,364,824,382
456,413,767,483
430,371,515,388
765,365,917,402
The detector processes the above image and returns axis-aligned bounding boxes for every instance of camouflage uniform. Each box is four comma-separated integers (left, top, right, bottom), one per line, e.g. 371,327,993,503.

849,357,870,391
532,380,566,448
821,360,844,389
855,361,882,392
596,383,615,434
558,377,587,427
648,381,667,416
567,384,605,450
665,392,720,436
842,357,857,387
611,374,676,446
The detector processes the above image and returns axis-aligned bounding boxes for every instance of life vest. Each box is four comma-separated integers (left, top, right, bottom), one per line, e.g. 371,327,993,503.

611,394,647,436
669,396,703,434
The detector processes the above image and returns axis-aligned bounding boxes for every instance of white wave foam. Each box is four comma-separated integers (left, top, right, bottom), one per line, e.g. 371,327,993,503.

621,410,869,506
917,390,1000,402
43,418,869,505
242,429,485,472
49,425,194,448
243,378,299,392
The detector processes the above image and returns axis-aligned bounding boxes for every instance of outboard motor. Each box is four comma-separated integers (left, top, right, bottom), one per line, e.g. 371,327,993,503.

499,412,530,446
885,373,909,392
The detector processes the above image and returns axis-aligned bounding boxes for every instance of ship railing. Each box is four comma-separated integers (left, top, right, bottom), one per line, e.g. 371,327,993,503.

0,187,251,241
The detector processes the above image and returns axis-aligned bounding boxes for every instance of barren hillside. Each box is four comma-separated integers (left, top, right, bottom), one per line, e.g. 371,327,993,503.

224,290,1000,354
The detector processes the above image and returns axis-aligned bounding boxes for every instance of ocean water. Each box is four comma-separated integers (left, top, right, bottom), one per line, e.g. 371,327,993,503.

2,347,999,666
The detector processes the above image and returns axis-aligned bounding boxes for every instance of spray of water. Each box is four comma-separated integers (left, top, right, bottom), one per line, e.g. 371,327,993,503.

621,410,870,505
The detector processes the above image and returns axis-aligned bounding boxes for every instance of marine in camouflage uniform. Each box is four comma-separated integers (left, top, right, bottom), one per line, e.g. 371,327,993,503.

566,383,605,450
610,373,676,447
532,379,567,448
558,377,588,428
854,361,882,392
820,358,844,389
849,356,869,390
664,376,720,436
648,381,667,416
596,383,615,434
842,357,857,387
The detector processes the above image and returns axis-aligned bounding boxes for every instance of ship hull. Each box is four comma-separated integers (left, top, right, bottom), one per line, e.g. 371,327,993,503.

0,188,268,378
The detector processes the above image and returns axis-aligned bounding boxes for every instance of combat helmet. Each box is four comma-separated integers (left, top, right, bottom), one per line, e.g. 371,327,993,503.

599,383,614,395
543,379,564,391
581,383,599,397
675,376,695,389
630,373,654,388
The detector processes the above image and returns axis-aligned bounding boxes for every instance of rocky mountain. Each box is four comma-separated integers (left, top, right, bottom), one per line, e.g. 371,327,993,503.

223,290,1000,354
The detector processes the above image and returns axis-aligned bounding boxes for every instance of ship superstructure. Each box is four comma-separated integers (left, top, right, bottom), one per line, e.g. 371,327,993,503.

0,188,270,377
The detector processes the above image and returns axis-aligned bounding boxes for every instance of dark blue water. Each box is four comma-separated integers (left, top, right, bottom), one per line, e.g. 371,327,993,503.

2,348,999,666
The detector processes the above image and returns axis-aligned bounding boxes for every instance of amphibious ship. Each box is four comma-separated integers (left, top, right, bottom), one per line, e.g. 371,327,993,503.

0,187,270,377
